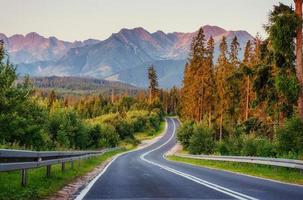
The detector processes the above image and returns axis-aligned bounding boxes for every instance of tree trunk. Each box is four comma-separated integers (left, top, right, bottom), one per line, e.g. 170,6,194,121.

245,77,250,121
208,109,212,127
295,0,303,119
219,114,223,141
149,88,152,104
111,89,115,103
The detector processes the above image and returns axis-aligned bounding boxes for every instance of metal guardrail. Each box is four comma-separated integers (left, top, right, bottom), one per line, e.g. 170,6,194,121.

0,147,120,186
175,154,303,170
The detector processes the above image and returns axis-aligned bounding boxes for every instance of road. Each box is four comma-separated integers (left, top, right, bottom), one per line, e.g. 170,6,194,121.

77,118,303,200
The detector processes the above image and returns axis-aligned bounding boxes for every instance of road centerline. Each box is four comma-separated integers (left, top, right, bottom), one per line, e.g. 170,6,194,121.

140,118,259,200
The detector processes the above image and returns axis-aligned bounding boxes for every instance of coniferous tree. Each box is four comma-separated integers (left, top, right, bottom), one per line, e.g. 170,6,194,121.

230,36,240,67
205,36,215,125
215,36,230,140
48,90,56,108
148,65,159,104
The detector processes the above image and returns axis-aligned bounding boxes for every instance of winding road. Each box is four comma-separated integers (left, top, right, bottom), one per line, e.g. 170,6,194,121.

77,118,303,200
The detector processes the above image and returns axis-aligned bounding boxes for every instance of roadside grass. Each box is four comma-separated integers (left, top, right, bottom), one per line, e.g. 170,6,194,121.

0,149,124,200
167,156,303,185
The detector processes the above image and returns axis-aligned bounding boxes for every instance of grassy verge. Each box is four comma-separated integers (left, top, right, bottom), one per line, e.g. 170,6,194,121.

167,155,303,185
0,149,125,200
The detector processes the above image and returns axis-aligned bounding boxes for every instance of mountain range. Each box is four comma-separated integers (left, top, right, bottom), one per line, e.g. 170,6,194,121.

0,25,254,88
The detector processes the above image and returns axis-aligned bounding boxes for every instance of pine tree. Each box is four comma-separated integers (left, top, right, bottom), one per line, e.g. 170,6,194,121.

215,36,230,141
241,40,254,121
230,36,240,67
148,65,159,104
205,36,215,125
48,90,56,108
226,36,241,123
181,27,208,121
181,62,194,119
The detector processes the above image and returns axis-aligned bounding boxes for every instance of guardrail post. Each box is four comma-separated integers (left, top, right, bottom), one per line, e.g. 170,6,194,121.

46,165,51,177
71,161,74,169
21,169,28,186
61,162,65,172
78,159,81,167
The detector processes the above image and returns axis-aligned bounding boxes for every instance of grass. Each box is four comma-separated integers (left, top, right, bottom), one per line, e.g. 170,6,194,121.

0,149,125,200
167,155,303,185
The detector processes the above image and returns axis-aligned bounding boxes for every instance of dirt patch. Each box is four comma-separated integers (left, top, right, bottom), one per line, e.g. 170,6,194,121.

165,143,183,156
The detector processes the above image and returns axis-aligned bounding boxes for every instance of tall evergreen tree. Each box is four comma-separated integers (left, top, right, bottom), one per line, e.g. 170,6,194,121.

230,36,240,67
205,36,215,125
265,3,300,120
148,65,159,104
242,40,254,121
215,36,230,140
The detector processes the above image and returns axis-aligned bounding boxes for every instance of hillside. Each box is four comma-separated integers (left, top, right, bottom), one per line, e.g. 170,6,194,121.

20,76,140,96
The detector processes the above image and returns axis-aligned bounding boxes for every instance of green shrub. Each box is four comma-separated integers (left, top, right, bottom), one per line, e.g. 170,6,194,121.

48,108,89,149
216,140,230,155
115,119,134,139
277,117,303,157
188,124,215,155
177,121,194,149
241,134,257,156
254,137,277,157
240,134,276,157
149,112,161,130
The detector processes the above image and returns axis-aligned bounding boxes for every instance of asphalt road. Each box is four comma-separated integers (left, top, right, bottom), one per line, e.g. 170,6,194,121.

78,118,303,200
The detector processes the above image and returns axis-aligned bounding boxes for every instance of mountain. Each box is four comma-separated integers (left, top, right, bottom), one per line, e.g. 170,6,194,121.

0,32,100,64
1,25,254,88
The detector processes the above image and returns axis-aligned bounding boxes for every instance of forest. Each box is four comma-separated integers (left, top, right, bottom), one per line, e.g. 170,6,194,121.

177,3,303,159
0,41,181,150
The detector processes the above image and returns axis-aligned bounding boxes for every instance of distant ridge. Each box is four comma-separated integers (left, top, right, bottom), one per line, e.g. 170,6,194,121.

1,25,254,88
18,76,139,95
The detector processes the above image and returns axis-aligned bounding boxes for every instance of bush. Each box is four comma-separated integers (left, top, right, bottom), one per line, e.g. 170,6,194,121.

188,124,215,154
115,119,134,139
254,137,277,157
177,121,194,149
277,117,303,157
240,134,276,157
149,112,161,131
48,108,89,149
215,136,244,156
241,134,257,156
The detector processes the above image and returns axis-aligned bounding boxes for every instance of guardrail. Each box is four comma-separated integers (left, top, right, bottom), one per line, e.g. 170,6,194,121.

174,153,303,171
0,147,120,186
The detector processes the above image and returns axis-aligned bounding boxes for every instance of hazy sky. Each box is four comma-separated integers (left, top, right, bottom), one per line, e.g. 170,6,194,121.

0,0,294,41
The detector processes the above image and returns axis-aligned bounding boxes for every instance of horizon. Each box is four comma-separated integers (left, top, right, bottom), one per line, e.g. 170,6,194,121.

0,24,249,42
0,0,293,41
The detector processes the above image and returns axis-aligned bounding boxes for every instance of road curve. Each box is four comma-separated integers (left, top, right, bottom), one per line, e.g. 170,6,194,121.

77,118,303,200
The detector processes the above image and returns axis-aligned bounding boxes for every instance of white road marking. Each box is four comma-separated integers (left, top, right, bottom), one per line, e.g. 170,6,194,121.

140,118,259,200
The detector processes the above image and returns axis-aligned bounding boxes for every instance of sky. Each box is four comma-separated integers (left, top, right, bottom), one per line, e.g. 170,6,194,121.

0,0,294,41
